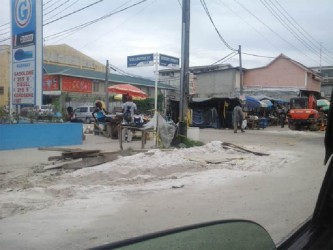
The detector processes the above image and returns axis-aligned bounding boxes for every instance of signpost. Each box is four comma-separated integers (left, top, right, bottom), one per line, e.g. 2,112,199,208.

11,0,42,109
127,53,179,146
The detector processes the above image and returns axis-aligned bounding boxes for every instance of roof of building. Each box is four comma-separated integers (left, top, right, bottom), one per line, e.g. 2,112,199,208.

248,54,321,77
159,63,241,74
43,63,174,90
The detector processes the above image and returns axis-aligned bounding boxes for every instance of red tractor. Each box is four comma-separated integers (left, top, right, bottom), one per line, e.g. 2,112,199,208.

287,94,320,131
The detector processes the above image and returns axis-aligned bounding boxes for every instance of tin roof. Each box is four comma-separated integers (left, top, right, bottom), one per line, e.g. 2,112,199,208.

43,63,175,90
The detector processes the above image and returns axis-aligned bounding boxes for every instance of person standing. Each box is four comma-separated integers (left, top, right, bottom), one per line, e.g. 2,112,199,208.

121,95,137,142
233,100,245,133
122,95,137,124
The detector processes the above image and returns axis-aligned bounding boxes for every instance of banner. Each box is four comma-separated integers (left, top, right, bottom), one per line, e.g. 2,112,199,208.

62,76,92,93
43,75,59,91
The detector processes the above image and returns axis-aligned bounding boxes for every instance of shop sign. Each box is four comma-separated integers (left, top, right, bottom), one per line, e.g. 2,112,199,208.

62,76,92,93
43,75,59,91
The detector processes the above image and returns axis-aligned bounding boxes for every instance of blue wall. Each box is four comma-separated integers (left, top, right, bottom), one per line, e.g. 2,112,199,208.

0,123,83,150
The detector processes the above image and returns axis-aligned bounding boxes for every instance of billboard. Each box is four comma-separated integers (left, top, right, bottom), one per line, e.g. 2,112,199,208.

43,75,59,91
62,76,92,93
127,53,154,67
11,0,42,106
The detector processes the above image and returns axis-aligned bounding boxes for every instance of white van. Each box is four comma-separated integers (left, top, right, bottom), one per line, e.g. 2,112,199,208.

74,106,95,123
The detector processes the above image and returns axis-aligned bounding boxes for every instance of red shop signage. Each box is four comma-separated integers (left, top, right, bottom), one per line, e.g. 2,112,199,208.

62,76,92,93
43,75,59,91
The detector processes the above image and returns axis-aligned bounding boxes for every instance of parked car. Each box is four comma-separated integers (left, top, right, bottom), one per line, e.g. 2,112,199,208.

74,106,95,123
39,104,53,115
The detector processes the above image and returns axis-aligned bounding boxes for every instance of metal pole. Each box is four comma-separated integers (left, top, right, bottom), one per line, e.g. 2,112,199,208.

238,45,243,96
154,53,159,146
105,60,109,111
179,0,190,137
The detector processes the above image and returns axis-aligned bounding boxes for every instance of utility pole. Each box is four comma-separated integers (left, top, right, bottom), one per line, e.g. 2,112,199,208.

179,0,190,137
105,60,109,112
238,45,243,96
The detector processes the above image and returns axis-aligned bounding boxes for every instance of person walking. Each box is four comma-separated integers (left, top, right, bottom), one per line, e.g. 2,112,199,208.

233,100,245,133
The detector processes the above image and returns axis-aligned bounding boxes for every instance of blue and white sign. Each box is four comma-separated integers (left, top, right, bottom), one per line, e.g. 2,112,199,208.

11,0,42,106
159,54,180,68
12,0,34,37
127,53,154,67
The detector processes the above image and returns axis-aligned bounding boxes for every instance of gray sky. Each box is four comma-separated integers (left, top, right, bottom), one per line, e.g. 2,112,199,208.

1,0,332,78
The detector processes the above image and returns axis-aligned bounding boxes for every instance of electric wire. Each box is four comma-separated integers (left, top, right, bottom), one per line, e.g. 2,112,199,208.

78,0,156,50
51,0,139,44
44,0,70,16
43,0,61,12
44,0,105,26
260,0,333,65
43,0,81,22
233,0,320,65
272,0,333,62
44,0,148,41
200,0,237,52
211,52,237,65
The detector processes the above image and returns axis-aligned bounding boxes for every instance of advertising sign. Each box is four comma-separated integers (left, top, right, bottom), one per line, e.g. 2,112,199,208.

11,0,42,106
62,76,92,93
127,53,154,67
159,54,180,68
43,75,59,91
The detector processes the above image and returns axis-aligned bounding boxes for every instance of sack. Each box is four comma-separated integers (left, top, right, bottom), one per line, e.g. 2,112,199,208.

123,106,132,123
241,120,247,129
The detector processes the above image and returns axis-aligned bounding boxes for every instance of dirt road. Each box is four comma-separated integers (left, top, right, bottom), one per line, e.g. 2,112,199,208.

0,127,327,249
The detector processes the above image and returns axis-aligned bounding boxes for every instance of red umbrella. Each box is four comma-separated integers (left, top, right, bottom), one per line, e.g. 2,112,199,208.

108,84,148,98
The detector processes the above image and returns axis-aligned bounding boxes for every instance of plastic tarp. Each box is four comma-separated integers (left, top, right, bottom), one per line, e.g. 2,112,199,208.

191,107,218,128
261,99,273,107
143,113,176,148
245,96,262,108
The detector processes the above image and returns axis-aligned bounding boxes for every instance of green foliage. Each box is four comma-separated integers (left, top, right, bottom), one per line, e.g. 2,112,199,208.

136,94,164,115
172,134,204,148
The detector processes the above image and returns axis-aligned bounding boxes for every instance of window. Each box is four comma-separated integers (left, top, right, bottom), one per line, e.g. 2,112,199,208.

0,86,4,95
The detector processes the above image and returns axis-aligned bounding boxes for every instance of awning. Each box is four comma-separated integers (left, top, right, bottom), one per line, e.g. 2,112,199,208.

43,91,61,96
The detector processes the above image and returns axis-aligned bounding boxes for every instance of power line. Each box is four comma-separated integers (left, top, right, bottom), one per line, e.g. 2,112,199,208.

43,0,55,6
200,0,237,52
44,0,70,16
44,0,148,41
242,52,275,59
272,0,333,62
260,0,333,65
233,0,320,65
211,52,237,65
43,0,61,12
44,0,81,22
78,0,156,49
44,0,105,26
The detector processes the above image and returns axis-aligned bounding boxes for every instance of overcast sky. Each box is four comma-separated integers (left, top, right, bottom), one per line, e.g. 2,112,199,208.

1,0,332,78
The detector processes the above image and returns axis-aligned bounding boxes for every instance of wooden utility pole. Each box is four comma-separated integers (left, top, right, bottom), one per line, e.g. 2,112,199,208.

179,0,190,137
105,60,109,111
238,45,243,96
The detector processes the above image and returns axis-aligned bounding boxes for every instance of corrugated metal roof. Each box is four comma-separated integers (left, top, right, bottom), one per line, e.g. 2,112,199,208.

43,63,175,90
